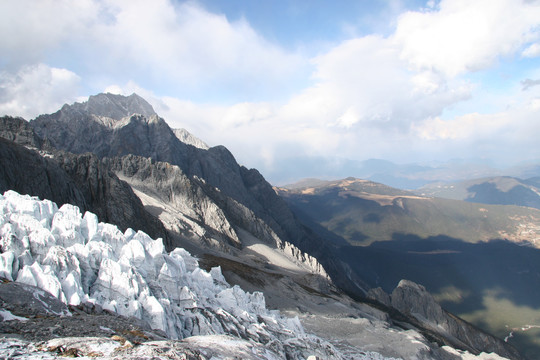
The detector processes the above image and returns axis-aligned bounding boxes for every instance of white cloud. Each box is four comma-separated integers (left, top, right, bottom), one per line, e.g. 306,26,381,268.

281,35,471,135
0,0,306,101
411,89,540,164
0,0,98,66
412,113,507,140
394,0,540,76
0,64,81,119
1,0,540,181
522,43,540,58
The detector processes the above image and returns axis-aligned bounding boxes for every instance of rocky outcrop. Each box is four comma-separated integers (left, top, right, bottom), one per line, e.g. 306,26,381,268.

369,280,522,360
51,151,169,243
0,137,88,211
0,281,165,344
0,131,168,243
103,154,241,250
173,128,209,150
103,154,331,278
0,116,45,149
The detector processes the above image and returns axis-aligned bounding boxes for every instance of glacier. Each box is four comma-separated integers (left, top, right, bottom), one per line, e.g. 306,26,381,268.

0,190,397,359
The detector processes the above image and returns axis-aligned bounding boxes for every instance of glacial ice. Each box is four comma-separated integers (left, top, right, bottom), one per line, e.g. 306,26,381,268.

0,190,346,359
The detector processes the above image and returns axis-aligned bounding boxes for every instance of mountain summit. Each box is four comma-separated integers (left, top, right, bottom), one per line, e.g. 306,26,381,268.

68,93,157,120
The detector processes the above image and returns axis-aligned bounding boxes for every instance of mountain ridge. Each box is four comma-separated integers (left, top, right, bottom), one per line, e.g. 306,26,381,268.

29,93,363,297
416,176,540,210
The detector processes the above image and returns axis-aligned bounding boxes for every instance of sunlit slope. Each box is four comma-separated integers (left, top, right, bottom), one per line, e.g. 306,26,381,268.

279,177,540,358
279,177,540,246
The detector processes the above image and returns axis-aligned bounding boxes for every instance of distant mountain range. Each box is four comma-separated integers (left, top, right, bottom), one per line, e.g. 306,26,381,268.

0,93,527,359
269,157,540,190
279,177,540,246
416,176,540,210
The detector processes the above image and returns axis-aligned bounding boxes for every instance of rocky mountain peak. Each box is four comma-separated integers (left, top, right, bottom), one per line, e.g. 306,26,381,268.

367,280,522,359
61,93,157,121
173,128,209,150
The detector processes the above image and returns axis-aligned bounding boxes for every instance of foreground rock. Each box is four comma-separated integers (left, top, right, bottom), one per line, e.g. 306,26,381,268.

368,280,521,360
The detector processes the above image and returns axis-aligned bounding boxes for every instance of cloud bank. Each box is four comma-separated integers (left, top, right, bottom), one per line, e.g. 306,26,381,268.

1,0,540,182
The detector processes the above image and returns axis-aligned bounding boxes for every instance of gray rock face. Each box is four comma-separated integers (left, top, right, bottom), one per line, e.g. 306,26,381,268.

366,287,391,307
0,116,44,149
62,92,157,121
52,151,169,242
0,281,165,344
103,154,330,280
372,280,522,360
104,154,241,250
173,128,209,150
0,137,88,211
0,122,168,242
0,281,70,317
391,280,447,325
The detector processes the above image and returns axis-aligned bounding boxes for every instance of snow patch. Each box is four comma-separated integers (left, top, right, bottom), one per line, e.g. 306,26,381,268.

0,308,28,322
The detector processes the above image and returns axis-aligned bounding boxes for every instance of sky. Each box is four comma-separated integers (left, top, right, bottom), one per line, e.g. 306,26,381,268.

1,0,540,184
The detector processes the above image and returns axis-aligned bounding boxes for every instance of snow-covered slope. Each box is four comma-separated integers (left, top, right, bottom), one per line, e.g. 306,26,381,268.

0,190,397,359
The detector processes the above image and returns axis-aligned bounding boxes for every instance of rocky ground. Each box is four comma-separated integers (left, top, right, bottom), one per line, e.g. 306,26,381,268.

0,280,326,360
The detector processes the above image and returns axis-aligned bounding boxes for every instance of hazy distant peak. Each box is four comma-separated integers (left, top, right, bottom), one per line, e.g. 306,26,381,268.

280,177,413,198
280,178,334,190
283,177,373,190
173,128,209,150
70,93,157,121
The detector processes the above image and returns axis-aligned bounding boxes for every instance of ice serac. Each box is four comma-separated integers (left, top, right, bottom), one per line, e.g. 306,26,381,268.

0,190,343,359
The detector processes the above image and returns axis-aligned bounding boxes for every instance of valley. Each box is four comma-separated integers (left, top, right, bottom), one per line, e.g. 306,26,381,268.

279,178,540,358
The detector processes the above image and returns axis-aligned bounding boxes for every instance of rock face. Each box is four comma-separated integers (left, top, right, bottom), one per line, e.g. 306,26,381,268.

0,116,45,149
0,120,168,243
0,281,70,318
104,154,242,250
67,93,158,120
103,155,331,279
173,128,210,150
0,137,88,211
369,280,521,360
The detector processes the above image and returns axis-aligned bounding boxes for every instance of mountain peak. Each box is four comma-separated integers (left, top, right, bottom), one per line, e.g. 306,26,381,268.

68,93,157,121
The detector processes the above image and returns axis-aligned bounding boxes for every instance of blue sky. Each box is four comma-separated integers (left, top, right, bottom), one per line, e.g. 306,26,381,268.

1,0,540,184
